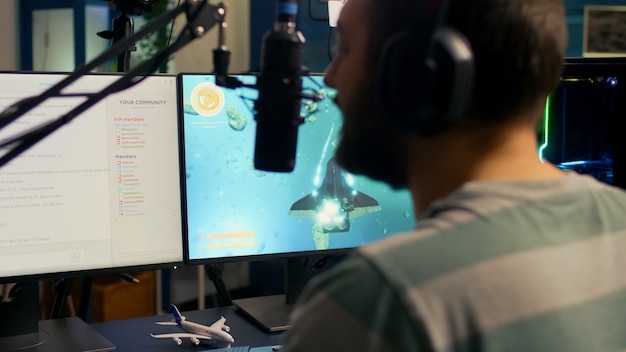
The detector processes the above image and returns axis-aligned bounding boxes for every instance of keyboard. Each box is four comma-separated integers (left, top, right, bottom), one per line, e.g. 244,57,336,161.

198,346,282,352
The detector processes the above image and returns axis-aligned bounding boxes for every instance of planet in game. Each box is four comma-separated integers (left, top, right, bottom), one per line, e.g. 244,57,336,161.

190,82,225,116
226,106,247,131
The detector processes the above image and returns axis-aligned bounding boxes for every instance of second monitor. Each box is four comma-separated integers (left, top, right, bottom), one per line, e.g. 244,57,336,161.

178,73,417,331
179,73,416,262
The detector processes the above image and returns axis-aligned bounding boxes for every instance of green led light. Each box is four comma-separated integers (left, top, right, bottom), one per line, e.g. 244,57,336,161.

538,95,551,163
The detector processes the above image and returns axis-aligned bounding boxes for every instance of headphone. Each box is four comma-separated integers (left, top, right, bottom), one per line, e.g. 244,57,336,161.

376,0,474,137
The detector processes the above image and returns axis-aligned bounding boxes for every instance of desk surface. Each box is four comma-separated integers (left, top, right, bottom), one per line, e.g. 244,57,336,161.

91,306,284,352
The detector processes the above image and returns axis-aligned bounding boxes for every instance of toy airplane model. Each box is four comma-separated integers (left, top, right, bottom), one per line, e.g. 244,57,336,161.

289,157,381,233
150,304,235,348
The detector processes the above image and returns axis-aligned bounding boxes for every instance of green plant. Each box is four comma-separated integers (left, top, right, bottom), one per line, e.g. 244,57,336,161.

137,0,174,72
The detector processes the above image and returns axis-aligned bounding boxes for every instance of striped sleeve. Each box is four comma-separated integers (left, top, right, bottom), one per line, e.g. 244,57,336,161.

281,175,626,351
362,181,626,351
281,254,429,352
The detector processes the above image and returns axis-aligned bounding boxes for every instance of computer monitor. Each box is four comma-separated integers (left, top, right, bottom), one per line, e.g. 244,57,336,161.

178,73,416,331
539,57,626,188
0,72,184,351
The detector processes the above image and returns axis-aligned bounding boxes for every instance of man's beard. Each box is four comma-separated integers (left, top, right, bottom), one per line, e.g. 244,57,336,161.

333,87,410,190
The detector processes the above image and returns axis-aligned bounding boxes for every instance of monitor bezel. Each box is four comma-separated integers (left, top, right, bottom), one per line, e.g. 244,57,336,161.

177,72,411,267
0,70,185,285
558,58,626,189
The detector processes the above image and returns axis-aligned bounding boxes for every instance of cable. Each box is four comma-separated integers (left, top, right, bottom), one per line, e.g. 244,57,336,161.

42,10,50,71
327,27,337,62
204,264,232,307
166,0,182,47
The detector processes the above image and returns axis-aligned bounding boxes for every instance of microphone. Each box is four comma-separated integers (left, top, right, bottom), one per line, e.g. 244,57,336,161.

212,4,230,83
212,4,243,89
254,0,308,172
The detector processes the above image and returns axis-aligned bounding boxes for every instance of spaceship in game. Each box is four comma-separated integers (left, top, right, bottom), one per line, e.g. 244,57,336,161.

289,157,381,233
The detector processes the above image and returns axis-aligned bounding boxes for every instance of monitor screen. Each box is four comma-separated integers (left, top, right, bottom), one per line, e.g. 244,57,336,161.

0,72,184,283
179,73,416,264
539,57,626,187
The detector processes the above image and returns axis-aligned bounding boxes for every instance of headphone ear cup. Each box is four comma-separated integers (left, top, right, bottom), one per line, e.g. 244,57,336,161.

377,26,474,136
377,29,435,131
431,27,474,124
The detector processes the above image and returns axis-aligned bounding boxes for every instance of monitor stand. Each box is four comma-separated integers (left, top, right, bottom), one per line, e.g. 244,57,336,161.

0,281,116,352
1,318,116,352
232,294,292,332
233,254,346,332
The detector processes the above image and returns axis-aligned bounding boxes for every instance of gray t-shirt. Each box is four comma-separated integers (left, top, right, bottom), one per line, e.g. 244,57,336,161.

282,174,626,352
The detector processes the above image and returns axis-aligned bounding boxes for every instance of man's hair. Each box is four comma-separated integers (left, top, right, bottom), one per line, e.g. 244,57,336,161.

371,0,568,124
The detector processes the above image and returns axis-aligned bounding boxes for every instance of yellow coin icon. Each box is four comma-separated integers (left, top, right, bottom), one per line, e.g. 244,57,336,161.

190,82,225,116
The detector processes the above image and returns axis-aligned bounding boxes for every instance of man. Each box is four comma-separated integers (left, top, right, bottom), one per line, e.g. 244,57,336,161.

281,0,626,351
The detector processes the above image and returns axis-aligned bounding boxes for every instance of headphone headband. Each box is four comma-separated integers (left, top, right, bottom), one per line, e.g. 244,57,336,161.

376,0,474,136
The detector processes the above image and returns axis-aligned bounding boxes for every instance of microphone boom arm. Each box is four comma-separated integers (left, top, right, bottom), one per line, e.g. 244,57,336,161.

0,0,226,168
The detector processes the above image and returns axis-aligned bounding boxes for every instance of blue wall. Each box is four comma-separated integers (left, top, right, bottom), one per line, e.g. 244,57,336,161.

249,0,333,73
250,0,626,73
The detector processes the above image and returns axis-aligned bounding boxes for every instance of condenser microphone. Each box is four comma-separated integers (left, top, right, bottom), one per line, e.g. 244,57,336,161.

253,0,307,172
212,4,244,89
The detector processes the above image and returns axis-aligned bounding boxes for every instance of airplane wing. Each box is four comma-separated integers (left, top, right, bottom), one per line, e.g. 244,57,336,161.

150,333,214,341
155,322,177,326
348,191,381,219
289,192,381,220
288,194,318,219
209,316,227,330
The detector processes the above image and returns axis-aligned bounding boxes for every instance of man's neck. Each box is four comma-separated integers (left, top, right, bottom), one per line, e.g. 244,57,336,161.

406,122,567,216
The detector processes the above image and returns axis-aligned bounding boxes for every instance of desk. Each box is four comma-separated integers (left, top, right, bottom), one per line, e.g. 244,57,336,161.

91,306,284,352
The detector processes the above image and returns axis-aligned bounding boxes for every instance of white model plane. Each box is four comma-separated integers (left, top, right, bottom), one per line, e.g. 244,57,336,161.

150,304,235,348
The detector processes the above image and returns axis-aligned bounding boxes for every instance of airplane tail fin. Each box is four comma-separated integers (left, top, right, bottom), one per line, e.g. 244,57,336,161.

169,304,185,325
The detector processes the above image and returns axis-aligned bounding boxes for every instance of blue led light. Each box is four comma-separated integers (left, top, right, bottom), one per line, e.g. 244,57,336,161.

278,3,298,15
